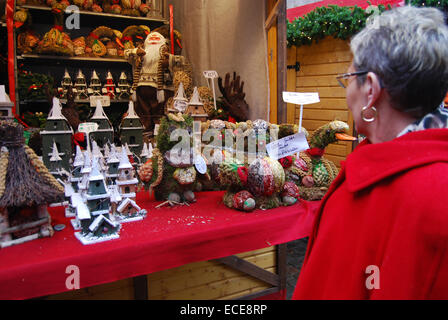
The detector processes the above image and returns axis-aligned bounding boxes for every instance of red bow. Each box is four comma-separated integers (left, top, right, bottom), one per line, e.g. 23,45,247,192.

73,132,85,149
306,148,325,157
279,156,293,168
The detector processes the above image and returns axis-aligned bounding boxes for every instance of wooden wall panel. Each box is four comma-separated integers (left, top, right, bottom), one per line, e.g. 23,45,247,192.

43,247,277,300
147,247,276,300
287,37,355,168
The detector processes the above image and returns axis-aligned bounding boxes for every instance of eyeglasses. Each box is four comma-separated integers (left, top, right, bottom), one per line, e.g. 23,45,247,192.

336,71,368,88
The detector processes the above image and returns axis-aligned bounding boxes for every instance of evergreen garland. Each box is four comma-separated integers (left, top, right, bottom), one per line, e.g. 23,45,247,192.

287,4,389,47
407,0,448,12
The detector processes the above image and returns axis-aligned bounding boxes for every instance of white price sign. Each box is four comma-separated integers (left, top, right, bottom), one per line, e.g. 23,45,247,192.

282,92,320,105
266,132,309,160
90,95,111,107
203,70,219,110
78,122,99,134
203,70,218,79
283,91,319,133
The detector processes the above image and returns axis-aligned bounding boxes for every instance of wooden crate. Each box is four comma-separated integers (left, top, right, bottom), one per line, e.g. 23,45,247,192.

286,37,354,168
43,246,277,300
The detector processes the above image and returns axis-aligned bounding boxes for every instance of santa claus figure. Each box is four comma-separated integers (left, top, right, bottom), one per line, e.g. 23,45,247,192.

125,31,176,133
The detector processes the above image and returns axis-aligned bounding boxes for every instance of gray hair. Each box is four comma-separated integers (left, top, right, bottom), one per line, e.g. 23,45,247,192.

350,6,448,118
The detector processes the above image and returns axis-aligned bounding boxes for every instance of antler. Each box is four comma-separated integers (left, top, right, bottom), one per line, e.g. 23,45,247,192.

218,72,249,122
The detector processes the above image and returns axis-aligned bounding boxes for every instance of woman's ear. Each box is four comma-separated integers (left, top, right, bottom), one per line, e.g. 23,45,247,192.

365,72,382,108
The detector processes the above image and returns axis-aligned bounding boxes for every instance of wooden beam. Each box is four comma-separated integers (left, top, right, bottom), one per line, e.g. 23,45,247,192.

216,255,280,287
0,217,49,235
265,0,284,30
133,275,148,300
277,0,287,124
276,244,287,291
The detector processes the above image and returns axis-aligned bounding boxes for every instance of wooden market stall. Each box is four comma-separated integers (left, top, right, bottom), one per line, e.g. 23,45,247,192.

3,0,293,300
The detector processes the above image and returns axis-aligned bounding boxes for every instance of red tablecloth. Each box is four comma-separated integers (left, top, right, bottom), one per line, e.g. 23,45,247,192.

0,191,320,300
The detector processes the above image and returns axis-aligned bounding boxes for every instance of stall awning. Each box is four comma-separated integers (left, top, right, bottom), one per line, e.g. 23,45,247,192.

287,0,405,22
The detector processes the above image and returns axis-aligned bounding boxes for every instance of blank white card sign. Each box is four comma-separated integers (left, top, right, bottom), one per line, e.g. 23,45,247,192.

282,92,320,105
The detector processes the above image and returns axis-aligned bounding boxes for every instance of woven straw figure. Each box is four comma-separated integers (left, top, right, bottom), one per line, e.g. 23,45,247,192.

285,120,356,201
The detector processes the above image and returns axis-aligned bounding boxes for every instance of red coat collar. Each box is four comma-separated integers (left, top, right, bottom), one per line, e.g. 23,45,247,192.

345,129,448,192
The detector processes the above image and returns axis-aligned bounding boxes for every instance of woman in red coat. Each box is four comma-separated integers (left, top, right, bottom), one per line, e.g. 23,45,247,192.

293,6,448,300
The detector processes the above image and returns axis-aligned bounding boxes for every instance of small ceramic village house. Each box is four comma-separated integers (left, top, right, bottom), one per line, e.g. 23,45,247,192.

116,72,131,100
116,198,142,216
184,86,208,122
106,145,120,184
88,70,102,96
74,158,120,243
116,147,139,200
119,101,144,156
0,121,64,248
70,145,85,192
40,97,73,173
89,100,114,149
74,69,89,100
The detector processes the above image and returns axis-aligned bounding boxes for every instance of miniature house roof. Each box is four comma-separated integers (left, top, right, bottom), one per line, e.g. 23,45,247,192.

188,87,203,106
89,215,117,233
124,101,140,119
48,97,69,121
76,69,85,79
91,70,100,80
91,140,104,159
125,144,133,156
174,82,188,102
88,158,105,181
107,146,120,164
140,143,149,157
91,100,109,120
63,69,71,80
118,147,133,170
72,193,90,220
50,141,62,162
106,71,113,80
0,122,64,207
81,151,92,174
73,145,84,167
117,197,141,213
119,72,127,80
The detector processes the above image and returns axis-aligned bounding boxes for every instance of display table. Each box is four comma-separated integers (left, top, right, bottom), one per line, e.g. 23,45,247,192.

0,190,321,300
